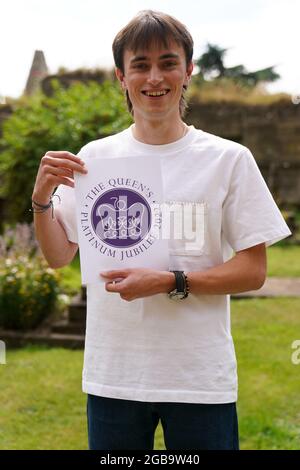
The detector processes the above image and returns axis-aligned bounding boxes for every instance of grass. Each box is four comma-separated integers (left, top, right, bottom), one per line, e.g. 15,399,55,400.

0,346,86,450
266,245,300,277
0,297,300,450
186,77,291,105
0,244,298,449
233,297,300,450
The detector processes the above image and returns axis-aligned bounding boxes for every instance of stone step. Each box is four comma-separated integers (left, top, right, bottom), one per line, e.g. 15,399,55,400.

68,302,86,323
52,320,86,335
0,329,84,349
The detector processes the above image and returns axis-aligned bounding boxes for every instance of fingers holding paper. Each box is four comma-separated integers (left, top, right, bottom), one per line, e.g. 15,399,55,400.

100,268,175,301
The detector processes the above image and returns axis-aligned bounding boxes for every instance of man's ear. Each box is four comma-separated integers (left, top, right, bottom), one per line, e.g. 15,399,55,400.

115,67,127,91
184,61,194,86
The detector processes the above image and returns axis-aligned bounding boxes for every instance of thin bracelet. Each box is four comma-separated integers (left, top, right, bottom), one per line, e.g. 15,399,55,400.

29,194,61,219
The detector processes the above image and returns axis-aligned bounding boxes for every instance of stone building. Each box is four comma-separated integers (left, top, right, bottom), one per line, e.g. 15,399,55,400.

24,50,48,96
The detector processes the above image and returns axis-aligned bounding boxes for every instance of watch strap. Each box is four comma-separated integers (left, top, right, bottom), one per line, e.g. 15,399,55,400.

172,270,185,293
168,270,189,299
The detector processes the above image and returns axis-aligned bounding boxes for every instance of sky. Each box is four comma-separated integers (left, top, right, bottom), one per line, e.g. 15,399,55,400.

1,0,299,100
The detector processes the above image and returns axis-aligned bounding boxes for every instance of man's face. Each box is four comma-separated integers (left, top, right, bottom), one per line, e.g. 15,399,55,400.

116,39,193,121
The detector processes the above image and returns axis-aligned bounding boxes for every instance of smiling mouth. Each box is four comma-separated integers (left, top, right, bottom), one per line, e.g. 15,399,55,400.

141,89,170,97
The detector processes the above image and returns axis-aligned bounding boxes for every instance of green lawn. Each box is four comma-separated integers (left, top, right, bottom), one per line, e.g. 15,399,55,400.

0,297,300,450
1,243,299,449
266,245,300,277
233,297,300,450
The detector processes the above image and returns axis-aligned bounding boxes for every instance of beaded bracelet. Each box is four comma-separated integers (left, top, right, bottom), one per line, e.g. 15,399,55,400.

29,194,61,219
182,272,190,298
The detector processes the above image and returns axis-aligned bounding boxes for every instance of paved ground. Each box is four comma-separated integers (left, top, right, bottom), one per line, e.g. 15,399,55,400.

233,277,300,298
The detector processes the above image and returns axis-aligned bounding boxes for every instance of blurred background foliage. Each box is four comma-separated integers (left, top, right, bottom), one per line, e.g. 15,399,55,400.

0,79,133,224
0,223,60,330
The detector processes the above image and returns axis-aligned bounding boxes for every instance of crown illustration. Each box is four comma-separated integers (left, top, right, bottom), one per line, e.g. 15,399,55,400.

95,197,147,240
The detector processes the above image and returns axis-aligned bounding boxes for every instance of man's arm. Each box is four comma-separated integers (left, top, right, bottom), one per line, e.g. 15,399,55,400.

101,242,267,300
32,150,87,269
186,242,267,295
33,209,78,269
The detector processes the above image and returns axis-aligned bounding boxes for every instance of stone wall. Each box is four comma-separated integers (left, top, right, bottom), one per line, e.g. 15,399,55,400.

41,69,113,96
185,99,300,206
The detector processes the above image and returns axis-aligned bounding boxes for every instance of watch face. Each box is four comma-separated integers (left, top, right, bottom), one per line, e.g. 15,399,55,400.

168,290,185,300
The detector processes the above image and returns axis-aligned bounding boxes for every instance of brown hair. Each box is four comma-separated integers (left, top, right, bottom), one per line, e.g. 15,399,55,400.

112,10,194,118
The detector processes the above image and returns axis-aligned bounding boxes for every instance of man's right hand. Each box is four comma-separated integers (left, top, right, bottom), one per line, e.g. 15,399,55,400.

32,150,88,204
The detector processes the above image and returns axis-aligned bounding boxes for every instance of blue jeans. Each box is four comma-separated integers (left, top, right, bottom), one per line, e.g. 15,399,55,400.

87,394,239,450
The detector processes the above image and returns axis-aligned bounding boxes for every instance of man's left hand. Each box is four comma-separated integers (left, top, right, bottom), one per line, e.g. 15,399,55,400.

100,268,175,301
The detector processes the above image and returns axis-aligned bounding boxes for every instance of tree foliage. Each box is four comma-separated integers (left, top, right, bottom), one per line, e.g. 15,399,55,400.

196,43,280,86
0,80,133,224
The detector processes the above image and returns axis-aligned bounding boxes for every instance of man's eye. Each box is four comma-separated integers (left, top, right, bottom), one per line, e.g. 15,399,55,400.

133,63,148,69
164,62,177,67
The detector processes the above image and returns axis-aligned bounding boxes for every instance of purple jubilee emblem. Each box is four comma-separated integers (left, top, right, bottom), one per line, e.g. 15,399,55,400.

91,188,152,248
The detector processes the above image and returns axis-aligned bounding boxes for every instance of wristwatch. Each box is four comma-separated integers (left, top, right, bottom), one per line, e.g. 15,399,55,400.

168,271,189,300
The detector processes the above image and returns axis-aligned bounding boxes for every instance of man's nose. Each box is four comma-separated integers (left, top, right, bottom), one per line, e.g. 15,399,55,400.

147,66,163,85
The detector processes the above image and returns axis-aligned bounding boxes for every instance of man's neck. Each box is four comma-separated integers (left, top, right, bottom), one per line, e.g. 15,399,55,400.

132,118,188,145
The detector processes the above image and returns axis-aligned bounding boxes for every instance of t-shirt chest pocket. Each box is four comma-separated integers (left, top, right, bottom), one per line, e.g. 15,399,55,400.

165,201,210,256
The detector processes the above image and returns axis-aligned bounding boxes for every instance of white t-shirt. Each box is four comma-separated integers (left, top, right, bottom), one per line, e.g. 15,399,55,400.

54,124,291,404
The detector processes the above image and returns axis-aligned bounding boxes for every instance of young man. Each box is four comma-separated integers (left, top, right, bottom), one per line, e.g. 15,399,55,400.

32,10,291,450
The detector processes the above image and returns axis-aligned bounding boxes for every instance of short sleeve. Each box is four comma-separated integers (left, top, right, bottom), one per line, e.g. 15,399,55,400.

52,146,88,244
222,149,292,251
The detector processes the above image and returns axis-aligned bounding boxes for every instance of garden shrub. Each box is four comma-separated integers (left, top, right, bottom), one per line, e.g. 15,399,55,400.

0,223,60,330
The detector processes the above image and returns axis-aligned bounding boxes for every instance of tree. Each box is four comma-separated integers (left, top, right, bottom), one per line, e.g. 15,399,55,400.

0,80,133,225
195,43,280,86
196,44,227,79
